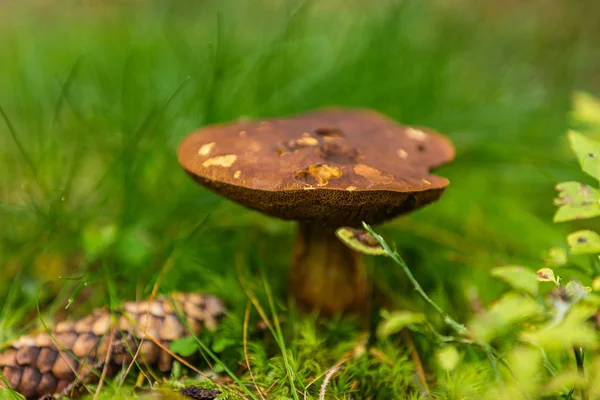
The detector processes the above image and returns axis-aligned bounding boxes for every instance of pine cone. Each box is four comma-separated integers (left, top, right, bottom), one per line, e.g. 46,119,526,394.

0,293,226,399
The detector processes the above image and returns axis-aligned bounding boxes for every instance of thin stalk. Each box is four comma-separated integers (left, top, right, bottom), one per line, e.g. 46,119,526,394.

363,223,467,335
363,223,520,384
574,346,588,400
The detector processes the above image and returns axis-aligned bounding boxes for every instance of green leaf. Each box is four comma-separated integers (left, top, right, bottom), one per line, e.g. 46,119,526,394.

589,354,600,398
571,91,600,129
170,336,197,357
567,230,600,255
212,337,236,353
568,130,600,181
583,293,600,306
335,227,387,256
506,347,542,396
468,293,543,343
564,280,592,302
521,303,599,350
543,247,568,267
544,370,587,395
536,268,558,285
0,388,25,400
436,346,460,372
376,310,426,339
490,265,538,295
553,181,600,222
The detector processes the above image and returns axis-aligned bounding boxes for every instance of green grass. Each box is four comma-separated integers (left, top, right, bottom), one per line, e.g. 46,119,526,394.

1,1,599,399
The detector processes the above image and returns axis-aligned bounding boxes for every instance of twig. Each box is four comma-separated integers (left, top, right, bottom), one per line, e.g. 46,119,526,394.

93,326,115,399
47,338,124,400
318,365,342,400
117,323,152,389
304,360,347,400
304,334,368,399
44,362,103,400
401,330,430,395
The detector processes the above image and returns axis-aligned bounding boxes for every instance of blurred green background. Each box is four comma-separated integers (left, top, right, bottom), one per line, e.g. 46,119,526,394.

0,0,598,342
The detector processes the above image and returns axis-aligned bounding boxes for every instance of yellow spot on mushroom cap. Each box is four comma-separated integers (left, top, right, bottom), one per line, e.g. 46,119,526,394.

397,149,408,159
233,170,242,179
310,164,342,186
354,164,393,184
295,136,319,146
198,142,216,156
406,128,427,141
421,179,431,185
345,186,357,191
296,164,343,187
202,154,237,168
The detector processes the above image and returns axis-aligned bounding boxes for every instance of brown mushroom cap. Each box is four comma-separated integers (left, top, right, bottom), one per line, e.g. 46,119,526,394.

178,107,455,227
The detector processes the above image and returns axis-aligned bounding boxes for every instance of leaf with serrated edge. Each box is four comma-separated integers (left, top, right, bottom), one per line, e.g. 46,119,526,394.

490,266,538,295
567,230,600,255
564,280,592,302
554,181,600,222
571,91,600,129
544,370,588,396
568,130,600,181
468,293,543,343
376,310,426,339
544,247,568,267
521,304,598,350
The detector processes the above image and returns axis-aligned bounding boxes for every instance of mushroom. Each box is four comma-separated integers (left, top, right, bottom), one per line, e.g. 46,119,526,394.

177,108,455,315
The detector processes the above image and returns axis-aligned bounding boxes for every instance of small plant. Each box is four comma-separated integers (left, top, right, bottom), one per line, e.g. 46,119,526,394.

336,93,600,400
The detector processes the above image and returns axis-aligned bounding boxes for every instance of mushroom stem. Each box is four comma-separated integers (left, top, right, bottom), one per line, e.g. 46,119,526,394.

290,222,369,315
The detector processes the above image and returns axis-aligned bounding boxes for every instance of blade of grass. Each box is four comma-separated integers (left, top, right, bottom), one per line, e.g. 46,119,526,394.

51,56,84,126
203,11,223,124
236,251,303,398
0,105,46,194
260,271,302,400
35,292,101,397
91,75,191,192
221,0,311,115
0,370,23,399
244,301,267,400
0,263,25,338
169,297,258,400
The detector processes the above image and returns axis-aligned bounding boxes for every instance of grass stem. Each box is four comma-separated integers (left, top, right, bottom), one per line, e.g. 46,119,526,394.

363,223,467,335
